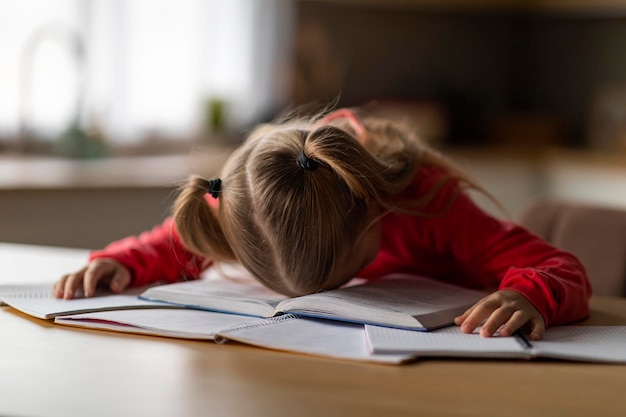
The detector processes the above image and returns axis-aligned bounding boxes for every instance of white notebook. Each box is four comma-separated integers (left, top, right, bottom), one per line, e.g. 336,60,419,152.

214,314,415,365
55,308,262,340
0,284,178,319
365,325,626,363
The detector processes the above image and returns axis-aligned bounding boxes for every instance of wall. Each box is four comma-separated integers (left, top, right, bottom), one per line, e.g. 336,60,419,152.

0,187,176,249
293,2,626,150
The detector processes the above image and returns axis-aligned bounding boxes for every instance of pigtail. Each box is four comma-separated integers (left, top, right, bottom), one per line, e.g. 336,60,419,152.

173,176,235,261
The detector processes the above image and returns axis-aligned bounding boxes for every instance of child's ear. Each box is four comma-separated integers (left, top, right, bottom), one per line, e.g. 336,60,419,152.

318,109,366,140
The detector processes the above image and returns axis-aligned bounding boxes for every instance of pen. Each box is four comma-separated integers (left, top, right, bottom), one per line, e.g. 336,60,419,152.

514,330,533,349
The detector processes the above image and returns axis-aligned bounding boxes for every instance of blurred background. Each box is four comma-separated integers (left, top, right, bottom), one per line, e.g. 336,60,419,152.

1,0,626,249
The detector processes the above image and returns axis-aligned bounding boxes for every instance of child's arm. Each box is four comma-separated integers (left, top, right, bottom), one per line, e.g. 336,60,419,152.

55,217,207,299
420,173,592,339
89,217,207,285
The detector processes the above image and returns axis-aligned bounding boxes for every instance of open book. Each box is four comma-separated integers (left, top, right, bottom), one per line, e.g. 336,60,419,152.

140,273,486,331
365,324,626,363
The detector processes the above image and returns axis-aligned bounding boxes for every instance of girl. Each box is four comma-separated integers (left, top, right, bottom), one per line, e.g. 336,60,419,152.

53,108,592,340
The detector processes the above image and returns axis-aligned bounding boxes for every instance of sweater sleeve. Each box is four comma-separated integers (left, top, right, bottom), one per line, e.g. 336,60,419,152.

88,216,208,287
421,174,592,327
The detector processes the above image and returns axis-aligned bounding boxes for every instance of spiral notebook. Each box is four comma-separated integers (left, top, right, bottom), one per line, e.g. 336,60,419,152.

214,314,416,364
365,324,626,363
54,311,415,364
0,284,179,319
0,243,159,319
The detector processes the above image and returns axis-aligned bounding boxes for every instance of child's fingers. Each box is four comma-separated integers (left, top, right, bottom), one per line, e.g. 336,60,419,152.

454,306,474,325
53,275,69,298
458,290,546,339
480,307,515,337
459,302,496,334
455,294,491,325
496,310,528,337
528,318,546,341
109,268,131,293
62,271,85,300
80,259,131,297
54,260,129,300
82,262,112,297
83,262,107,297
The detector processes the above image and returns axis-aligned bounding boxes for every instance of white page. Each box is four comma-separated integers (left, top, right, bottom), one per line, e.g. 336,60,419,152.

215,314,415,364
140,278,287,317
280,274,486,316
0,243,90,307
1,284,177,319
532,326,626,363
55,308,262,340
276,274,486,330
0,284,54,300
365,324,528,358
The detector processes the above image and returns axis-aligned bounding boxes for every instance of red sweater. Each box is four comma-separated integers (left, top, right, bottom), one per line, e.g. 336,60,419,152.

90,166,592,326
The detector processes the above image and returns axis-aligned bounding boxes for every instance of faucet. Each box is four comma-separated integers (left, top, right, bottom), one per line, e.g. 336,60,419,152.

17,23,87,155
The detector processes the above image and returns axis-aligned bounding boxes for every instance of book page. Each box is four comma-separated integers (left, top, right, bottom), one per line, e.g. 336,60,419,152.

140,278,287,318
55,308,261,340
1,284,176,319
532,326,626,363
1,284,53,305
0,243,90,306
365,324,529,358
215,314,415,364
276,274,486,330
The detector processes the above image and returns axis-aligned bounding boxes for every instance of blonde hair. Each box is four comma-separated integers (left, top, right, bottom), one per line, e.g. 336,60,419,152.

174,109,485,296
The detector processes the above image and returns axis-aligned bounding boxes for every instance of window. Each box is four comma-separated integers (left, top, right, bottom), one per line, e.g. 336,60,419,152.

0,0,293,148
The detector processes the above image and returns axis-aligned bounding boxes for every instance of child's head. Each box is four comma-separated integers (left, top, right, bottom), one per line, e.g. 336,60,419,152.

173,108,460,295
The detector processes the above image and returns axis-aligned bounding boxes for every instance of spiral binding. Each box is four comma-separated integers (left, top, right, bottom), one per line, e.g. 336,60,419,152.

214,313,299,344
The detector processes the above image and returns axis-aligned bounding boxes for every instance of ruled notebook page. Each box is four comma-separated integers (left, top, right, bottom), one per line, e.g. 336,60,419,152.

0,284,54,301
532,326,626,363
215,314,415,364
365,325,529,358
0,284,175,319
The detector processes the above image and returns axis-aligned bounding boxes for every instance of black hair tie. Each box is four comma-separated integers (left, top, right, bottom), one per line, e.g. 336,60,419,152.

296,150,320,171
205,178,222,199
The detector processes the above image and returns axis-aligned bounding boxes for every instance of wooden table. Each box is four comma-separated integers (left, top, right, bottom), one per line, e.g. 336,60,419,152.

2,243,626,417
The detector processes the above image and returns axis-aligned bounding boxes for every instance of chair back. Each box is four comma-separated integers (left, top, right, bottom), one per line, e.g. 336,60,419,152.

519,200,626,297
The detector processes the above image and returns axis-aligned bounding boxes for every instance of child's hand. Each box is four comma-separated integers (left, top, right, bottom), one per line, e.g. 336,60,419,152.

53,259,131,299
454,290,546,340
